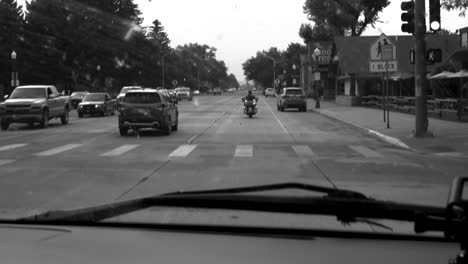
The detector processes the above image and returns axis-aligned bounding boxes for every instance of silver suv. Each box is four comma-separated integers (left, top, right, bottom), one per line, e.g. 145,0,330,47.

277,87,307,112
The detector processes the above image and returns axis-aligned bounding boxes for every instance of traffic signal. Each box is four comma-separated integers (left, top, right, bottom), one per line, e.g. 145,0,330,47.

429,0,441,32
427,49,442,64
401,1,415,34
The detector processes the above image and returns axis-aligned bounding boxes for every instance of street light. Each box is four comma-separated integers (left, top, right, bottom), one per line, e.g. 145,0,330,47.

313,48,321,108
11,51,18,91
263,54,276,91
162,52,171,89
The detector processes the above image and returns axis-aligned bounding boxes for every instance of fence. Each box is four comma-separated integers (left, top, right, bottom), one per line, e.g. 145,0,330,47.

361,95,468,121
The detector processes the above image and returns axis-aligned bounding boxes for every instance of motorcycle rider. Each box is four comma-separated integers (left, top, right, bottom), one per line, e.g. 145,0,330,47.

243,90,257,102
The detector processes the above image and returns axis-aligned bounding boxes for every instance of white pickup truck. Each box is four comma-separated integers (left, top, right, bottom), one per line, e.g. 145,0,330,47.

0,85,71,130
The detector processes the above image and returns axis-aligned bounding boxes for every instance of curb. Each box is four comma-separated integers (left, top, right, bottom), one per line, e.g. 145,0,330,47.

313,109,412,150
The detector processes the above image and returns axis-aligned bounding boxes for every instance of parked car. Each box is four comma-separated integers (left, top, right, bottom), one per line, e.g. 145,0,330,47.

277,87,307,112
265,88,276,97
70,91,88,108
175,87,193,101
193,90,200,95
116,86,142,104
77,93,115,117
166,89,178,104
118,89,178,136
212,87,222,95
0,85,70,130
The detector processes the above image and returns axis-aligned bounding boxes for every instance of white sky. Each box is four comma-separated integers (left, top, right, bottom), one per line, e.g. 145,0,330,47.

20,0,468,83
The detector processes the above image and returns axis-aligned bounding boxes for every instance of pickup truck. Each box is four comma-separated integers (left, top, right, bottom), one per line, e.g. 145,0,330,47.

0,85,71,130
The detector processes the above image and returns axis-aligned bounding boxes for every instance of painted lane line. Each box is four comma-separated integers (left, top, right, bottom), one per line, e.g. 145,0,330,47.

0,144,28,152
0,159,15,166
35,144,82,157
169,144,198,157
234,145,253,157
292,145,316,157
100,144,140,157
263,101,290,135
349,145,383,158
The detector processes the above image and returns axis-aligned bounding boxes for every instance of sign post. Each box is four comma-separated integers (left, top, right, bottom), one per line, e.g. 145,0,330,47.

369,34,397,128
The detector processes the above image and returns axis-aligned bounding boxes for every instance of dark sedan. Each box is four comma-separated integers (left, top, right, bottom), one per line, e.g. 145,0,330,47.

77,93,115,117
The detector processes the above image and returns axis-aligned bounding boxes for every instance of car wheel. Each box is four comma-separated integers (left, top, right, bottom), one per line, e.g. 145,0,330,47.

101,109,106,117
39,110,49,128
303,106,307,112
60,108,69,125
78,112,83,118
280,104,284,112
1,120,9,131
28,121,35,127
119,126,128,136
172,114,178,131
277,104,280,110
111,108,115,115
163,117,172,135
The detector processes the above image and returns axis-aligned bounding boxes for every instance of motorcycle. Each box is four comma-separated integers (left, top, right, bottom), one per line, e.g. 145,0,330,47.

242,97,258,118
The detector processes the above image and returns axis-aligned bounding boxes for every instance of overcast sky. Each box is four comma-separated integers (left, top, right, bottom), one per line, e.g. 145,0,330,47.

20,0,468,83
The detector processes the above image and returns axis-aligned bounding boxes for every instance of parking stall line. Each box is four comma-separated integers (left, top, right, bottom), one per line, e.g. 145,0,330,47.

168,144,198,157
35,144,83,157
234,145,253,157
349,145,383,158
0,144,28,152
0,159,15,166
100,144,140,157
292,145,316,157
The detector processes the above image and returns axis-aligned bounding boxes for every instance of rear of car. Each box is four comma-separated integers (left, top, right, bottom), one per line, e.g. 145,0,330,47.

277,88,307,112
118,90,177,136
176,88,192,101
213,87,222,95
265,88,276,97
116,86,142,104
77,93,112,117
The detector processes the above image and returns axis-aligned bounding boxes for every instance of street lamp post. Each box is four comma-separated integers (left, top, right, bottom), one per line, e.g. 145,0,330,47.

264,54,276,92
11,51,19,92
313,48,321,109
162,52,171,89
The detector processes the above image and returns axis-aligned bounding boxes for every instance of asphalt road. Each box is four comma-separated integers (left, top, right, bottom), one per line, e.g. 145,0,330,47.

0,91,465,220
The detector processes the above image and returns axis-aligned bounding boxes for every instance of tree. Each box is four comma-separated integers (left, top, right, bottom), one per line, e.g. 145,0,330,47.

228,74,239,88
303,0,390,36
243,47,284,88
442,0,468,16
0,0,24,94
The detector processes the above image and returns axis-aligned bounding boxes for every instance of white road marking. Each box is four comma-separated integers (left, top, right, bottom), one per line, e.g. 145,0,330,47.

263,101,289,134
100,144,140,157
292,145,316,157
349,145,383,158
0,159,15,166
169,144,197,157
186,135,197,144
0,144,28,152
35,144,82,157
234,145,253,157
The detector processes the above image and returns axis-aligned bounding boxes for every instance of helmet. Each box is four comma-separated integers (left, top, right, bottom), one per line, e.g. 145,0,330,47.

248,90,252,95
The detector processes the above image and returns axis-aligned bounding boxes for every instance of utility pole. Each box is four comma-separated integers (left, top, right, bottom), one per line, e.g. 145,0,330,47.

414,0,428,137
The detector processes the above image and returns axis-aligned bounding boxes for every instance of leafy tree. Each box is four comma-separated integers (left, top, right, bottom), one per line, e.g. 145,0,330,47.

0,0,24,94
227,74,239,88
303,0,390,36
442,0,468,16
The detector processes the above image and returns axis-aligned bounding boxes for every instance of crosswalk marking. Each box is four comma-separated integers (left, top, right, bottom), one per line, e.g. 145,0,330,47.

234,145,253,157
292,145,316,157
35,144,82,157
169,144,197,157
349,145,383,158
0,144,28,152
0,159,15,166
100,144,140,157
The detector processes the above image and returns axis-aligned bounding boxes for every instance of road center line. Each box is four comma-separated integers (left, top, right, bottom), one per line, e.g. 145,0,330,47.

349,145,383,158
0,143,28,152
169,144,197,157
234,145,253,157
35,144,82,157
100,144,140,157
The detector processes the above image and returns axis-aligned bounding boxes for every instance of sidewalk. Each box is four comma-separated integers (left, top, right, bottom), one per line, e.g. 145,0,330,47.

308,99,468,156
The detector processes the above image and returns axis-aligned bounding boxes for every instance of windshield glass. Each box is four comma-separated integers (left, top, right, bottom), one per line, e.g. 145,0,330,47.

9,87,46,99
285,89,304,95
1,0,466,238
123,93,161,104
83,94,106,102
